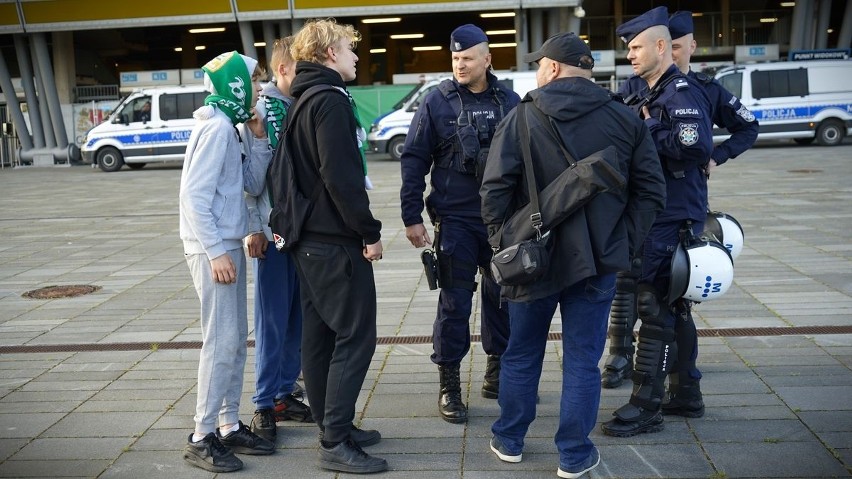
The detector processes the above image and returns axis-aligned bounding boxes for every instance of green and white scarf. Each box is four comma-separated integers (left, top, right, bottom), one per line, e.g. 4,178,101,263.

201,51,256,125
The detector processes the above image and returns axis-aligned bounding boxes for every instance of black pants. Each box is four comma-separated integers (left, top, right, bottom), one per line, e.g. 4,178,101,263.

292,240,377,444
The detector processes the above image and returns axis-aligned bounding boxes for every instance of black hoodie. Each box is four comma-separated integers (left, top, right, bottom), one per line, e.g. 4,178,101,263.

481,77,666,301
287,61,381,246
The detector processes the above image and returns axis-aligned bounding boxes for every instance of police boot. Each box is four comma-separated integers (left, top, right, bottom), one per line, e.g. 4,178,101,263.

481,355,500,399
602,288,674,438
663,375,705,418
438,364,468,424
602,271,638,388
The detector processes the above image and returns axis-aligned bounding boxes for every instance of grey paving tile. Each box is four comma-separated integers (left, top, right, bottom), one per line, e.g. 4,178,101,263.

774,385,852,411
41,411,163,438
0,413,64,439
0,459,111,477
704,441,849,478
11,437,131,460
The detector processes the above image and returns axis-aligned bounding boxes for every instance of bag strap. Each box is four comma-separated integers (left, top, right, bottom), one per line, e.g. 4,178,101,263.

517,103,543,238
526,102,577,168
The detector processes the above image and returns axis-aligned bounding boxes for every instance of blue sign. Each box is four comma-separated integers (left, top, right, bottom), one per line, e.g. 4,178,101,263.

152,72,168,81
194,70,204,79
121,73,138,82
749,47,766,56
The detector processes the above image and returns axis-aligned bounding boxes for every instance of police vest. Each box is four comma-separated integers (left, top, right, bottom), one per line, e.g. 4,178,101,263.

433,79,506,181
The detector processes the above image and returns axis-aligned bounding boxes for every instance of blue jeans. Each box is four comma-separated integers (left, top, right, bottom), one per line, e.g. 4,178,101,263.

252,242,303,410
492,273,615,469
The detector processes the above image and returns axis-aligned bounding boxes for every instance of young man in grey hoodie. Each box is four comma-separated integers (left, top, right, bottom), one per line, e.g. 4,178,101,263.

179,50,275,473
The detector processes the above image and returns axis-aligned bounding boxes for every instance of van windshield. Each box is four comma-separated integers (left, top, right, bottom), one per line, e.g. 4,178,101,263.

392,83,423,110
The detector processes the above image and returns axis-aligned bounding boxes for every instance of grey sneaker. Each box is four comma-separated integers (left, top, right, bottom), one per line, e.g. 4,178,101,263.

250,408,277,442
558,447,600,478
182,433,243,473
490,435,522,463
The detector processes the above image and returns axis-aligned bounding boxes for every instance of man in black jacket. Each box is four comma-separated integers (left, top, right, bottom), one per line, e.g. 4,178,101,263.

285,19,386,474
480,33,665,478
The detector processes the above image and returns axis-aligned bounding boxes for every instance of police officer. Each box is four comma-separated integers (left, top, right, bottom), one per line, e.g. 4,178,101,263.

601,10,759,415
600,7,714,437
399,24,520,424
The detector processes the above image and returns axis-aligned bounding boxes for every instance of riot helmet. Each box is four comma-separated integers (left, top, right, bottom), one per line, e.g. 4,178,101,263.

703,211,744,260
669,232,734,303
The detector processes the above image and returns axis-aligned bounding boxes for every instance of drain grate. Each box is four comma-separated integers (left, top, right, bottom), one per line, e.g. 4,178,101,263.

22,285,102,299
1,325,851,354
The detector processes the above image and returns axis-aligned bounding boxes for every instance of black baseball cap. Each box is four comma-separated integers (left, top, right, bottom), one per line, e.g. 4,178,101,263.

523,32,594,69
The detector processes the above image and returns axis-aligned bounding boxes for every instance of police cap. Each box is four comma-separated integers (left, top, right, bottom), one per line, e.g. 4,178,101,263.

669,11,694,39
615,6,669,44
450,24,488,52
523,32,594,69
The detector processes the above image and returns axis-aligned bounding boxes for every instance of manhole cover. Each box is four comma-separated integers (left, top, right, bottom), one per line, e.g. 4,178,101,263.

788,169,823,174
22,285,102,299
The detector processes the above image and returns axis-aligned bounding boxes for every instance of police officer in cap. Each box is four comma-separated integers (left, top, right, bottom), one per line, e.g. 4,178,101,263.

602,10,759,417
400,24,520,424
600,6,714,438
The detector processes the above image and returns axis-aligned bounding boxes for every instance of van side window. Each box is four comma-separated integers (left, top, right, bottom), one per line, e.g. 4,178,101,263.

160,92,209,120
751,68,809,99
717,72,742,99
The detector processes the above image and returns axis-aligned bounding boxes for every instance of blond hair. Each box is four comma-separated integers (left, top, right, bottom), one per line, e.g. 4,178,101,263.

270,36,295,72
290,18,361,64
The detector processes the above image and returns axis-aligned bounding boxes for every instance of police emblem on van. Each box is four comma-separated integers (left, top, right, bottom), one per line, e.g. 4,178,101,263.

679,123,699,146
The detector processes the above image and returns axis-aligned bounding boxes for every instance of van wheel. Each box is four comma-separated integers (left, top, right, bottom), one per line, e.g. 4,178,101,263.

816,119,844,146
389,136,406,161
127,163,146,170
97,147,124,172
793,137,814,145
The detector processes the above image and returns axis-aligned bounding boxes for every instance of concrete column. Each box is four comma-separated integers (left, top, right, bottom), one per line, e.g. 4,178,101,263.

239,21,258,60
13,35,43,148
52,31,75,104
0,49,33,150
547,8,559,37
567,8,581,36
515,8,529,71
815,0,832,49
721,0,731,47
34,33,69,146
262,21,277,68
30,37,56,148
530,9,544,49
357,23,371,85
838,0,852,49
789,0,808,51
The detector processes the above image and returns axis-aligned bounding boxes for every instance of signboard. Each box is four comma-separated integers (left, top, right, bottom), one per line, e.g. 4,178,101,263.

591,50,615,73
788,48,851,61
119,70,181,88
181,69,206,85
735,44,779,63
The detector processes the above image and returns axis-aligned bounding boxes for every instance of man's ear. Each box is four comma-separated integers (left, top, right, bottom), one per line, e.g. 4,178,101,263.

656,38,667,56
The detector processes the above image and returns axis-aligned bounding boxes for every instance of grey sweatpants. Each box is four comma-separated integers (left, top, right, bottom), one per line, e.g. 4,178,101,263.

186,248,248,434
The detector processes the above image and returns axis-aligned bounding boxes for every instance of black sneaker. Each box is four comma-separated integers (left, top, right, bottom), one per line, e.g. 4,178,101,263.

319,439,388,474
274,393,313,422
490,435,522,463
250,408,277,442
600,411,664,437
217,421,275,455
320,425,382,447
182,433,243,473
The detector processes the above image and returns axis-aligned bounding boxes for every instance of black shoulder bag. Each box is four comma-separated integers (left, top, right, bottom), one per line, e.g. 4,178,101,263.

489,103,550,287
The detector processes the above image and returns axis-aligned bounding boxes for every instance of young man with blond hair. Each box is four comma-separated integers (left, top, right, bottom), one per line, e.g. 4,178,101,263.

282,18,386,474
243,36,312,444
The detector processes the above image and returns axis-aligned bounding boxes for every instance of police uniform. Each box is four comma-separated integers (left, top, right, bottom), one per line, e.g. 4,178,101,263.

399,24,520,423
601,6,715,438
667,11,759,166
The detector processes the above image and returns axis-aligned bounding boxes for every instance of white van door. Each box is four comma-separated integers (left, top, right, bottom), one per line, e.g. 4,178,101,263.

155,90,208,162
109,94,158,166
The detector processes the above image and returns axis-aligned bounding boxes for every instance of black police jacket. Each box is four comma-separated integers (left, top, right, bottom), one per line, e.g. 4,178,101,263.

481,77,666,302
400,72,520,226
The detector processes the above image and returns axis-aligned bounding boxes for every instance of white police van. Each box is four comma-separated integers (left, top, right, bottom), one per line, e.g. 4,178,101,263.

82,85,208,172
367,71,537,160
714,60,852,146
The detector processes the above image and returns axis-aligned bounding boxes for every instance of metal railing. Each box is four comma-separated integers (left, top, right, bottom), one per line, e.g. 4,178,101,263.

74,84,120,102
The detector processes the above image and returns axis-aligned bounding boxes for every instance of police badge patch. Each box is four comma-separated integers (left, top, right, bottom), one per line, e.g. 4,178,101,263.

679,123,699,146
736,105,756,122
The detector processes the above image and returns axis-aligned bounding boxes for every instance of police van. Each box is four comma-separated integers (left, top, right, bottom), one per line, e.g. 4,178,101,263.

82,85,208,172
714,60,852,146
367,71,537,160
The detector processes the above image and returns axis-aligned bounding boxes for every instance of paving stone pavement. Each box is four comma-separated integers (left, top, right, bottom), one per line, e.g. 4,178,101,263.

0,141,850,478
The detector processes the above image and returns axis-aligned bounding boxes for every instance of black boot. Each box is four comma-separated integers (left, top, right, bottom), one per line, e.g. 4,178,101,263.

481,355,500,399
601,352,633,389
663,377,705,418
438,364,468,424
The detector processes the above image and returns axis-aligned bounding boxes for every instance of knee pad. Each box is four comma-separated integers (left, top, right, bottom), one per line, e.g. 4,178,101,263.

636,284,661,323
